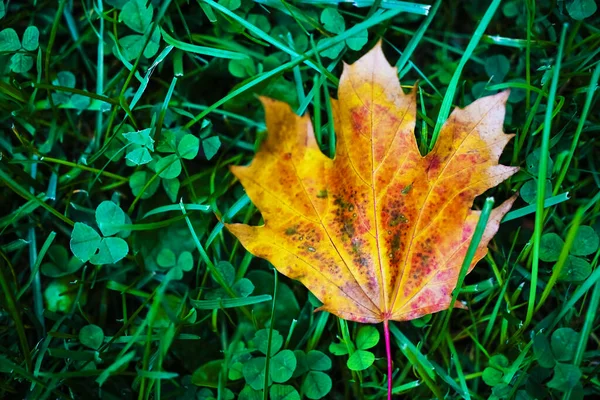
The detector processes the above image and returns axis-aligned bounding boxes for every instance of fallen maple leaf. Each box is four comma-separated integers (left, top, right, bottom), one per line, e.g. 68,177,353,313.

226,43,517,324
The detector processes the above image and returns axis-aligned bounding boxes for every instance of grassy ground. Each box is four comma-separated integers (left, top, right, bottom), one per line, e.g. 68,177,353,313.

1,0,600,399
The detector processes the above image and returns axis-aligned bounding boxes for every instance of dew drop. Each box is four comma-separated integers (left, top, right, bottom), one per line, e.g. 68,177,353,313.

348,205,354,211
298,236,304,241
307,246,316,252
387,230,392,235
352,213,357,218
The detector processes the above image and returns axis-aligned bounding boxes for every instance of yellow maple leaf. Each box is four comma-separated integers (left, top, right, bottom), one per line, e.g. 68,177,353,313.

226,43,518,325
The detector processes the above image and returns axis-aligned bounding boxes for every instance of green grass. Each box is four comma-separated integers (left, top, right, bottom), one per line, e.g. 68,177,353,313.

1,0,600,399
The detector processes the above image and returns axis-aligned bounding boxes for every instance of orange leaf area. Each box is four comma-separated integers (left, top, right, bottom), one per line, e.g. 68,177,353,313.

226,43,518,323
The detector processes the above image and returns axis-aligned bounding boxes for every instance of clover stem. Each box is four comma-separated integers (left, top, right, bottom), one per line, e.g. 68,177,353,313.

383,319,392,400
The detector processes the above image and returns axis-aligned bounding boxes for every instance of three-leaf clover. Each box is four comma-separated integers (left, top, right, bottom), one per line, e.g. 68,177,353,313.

482,354,509,387
123,128,155,165
539,225,598,282
116,0,161,61
520,148,554,205
329,325,380,371
156,248,193,280
318,8,368,59
347,325,379,371
70,201,129,265
229,330,331,399
298,350,333,399
242,329,297,390
0,26,39,74
204,261,255,299
126,129,202,202
533,329,583,392
50,71,93,110
41,245,85,277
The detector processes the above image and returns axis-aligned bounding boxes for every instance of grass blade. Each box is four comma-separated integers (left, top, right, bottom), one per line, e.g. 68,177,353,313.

190,294,272,310
429,0,502,149
525,23,568,329
161,28,249,59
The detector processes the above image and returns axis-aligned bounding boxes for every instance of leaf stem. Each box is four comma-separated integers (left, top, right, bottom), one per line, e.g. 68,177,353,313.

40,156,128,181
383,319,392,400
263,268,278,400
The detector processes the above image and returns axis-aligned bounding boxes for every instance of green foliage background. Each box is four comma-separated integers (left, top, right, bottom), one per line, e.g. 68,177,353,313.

1,0,599,399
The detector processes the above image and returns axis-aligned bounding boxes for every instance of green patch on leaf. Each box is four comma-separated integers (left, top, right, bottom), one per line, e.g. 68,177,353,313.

356,325,379,350
42,245,84,278
346,349,374,371
526,148,554,176
154,154,182,179
321,8,345,34
96,201,126,236
547,363,581,391
90,237,129,265
70,222,102,263
123,29,161,61
520,179,552,205
270,384,300,400
558,256,592,282
243,357,269,390
130,170,160,199
306,350,331,371
22,26,39,51
318,38,345,59
162,178,180,202
533,334,556,368
254,329,283,356
485,54,510,83
229,58,257,78
570,225,599,256
10,53,33,74
346,29,368,51
0,28,20,52
79,324,104,350
551,328,579,363
123,128,154,148
566,0,597,20
178,134,200,159
44,278,77,313
192,359,223,388
302,371,332,399
120,0,153,33
539,233,564,262
218,0,241,11
270,350,296,383
202,136,221,160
